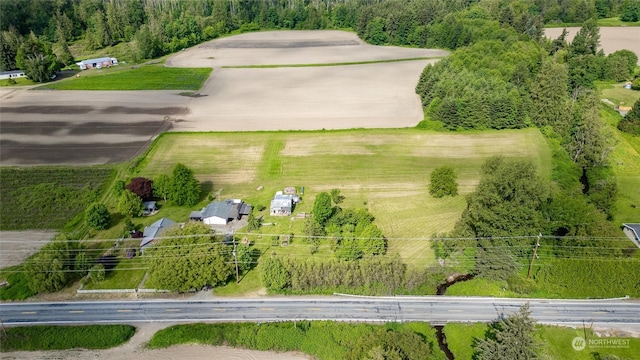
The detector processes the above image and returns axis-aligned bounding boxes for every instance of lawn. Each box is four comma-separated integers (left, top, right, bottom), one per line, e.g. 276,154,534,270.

0,325,136,351
601,83,640,107
138,128,551,268
38,64,211,90
0,77,37,86
445,323,640,360
599,106,640,222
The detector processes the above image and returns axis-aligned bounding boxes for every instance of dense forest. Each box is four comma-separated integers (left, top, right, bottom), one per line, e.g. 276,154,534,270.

2,0,639,300
2,0,640,74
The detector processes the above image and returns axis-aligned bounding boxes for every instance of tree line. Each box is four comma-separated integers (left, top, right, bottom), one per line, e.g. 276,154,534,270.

3,0,639,79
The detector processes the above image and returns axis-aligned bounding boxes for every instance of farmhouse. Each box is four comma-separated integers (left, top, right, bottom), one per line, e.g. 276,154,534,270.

195,199,251,225
76,57,118,70
140,217,177,252
270,191,301,216
0,70,26,80
623,223,640,247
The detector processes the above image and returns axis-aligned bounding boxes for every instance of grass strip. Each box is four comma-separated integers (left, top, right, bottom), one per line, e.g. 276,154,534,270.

222,57,441,68
38,66,211,90
0,325,136,351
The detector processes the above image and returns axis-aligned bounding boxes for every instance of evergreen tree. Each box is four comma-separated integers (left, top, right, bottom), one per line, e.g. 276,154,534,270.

530,61,572,135
312,192,333,225
475,304,538,360
169,163,200,207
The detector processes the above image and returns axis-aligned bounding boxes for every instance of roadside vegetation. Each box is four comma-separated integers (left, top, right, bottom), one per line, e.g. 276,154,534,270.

149,321,444,360
445,322,640,360
0,325,135,352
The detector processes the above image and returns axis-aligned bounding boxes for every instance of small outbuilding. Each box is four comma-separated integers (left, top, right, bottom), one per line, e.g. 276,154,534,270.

142,201,157,216
76,57,118,70
270,193,300,216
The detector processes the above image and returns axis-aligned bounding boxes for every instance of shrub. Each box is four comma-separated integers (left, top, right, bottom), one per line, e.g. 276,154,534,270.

429,166,458,197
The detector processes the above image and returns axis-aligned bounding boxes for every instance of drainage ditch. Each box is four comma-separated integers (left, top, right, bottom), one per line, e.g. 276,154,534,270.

433,273,475,360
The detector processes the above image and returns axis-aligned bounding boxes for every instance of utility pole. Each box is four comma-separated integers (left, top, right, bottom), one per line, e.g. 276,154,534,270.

232,232,239,284
527,233,542,279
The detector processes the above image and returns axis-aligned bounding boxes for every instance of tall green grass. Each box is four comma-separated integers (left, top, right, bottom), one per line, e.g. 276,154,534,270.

149,321,445,360
0,325,135,351
445,323,640,360
38,65,211,90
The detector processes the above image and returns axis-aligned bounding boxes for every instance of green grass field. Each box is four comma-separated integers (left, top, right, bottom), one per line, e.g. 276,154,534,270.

222,57,442,68
0,77,37,87
0,325,135,351
445,323,640,360
138,128,551,268
38,65,211,90
599,106,640,222
601,83,640,107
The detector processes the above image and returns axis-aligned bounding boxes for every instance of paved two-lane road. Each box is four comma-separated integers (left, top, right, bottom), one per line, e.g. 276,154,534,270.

1,296,639,328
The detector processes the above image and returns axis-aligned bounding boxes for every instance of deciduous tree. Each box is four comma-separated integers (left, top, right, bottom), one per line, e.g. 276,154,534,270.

126,177,154,201
147,222,232,292
118,190,143,218
85,202,110,230
152,174,170,201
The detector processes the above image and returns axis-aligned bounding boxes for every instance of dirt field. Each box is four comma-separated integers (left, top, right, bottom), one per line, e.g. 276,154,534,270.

0,231,56,268
544,27,640,63
0,31,446,165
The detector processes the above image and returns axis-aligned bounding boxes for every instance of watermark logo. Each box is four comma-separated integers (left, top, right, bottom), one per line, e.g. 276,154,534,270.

572,337,586,351
572,336,631,351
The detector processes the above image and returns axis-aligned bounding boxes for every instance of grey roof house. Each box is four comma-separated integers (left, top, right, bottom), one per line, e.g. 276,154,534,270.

140,217,176,252
199,199,251,225
270,193,300,216
622,223,640,247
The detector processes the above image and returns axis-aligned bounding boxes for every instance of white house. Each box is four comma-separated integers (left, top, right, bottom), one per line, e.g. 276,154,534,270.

0,70,26,80
270,193,300,216
76,57,118,70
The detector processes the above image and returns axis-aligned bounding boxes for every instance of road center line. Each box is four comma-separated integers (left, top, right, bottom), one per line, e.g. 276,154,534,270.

306,308,322,311
259,308,275,311
165,309,180,312
448,310,463,313
21,311,37,314
68,310,84,314
212,308,226,312
117,309,133,313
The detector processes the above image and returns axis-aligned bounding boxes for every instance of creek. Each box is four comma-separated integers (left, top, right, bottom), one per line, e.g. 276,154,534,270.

433,273,475,360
